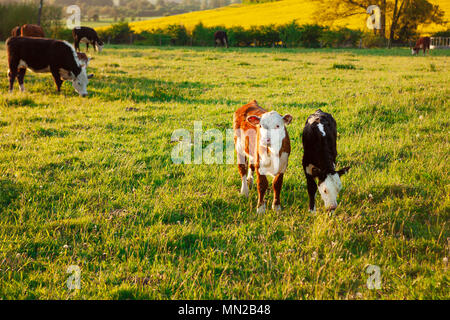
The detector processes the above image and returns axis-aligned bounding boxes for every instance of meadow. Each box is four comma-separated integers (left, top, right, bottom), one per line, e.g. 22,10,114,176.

0,44,449,299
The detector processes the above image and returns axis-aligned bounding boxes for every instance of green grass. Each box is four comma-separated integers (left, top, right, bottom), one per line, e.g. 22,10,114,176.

0,44,449,299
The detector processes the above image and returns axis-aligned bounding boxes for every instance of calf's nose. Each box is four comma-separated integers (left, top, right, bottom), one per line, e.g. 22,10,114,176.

327,204,337,211
81,93,88,97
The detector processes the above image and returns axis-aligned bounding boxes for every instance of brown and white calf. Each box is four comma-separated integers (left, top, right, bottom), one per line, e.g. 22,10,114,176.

302,110,350,212
6,36,91,96
412,37,430,55
233,100,293,213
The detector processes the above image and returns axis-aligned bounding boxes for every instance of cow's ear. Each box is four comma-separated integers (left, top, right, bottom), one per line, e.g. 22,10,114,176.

59,68,75,80
246,115,261,126
337,166,350,176
283,114,293,125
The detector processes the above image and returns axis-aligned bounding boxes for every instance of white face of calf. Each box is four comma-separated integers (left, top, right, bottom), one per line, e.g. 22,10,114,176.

318,173,342,210
95,43,104,52
316,167,350,211
247,111,292,175
248,111,292,149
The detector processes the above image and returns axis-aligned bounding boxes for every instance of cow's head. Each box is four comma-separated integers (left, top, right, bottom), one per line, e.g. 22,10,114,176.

411,48,419,55
317,167,350,211
247,111,292,149
59,67,90,97
95,40,104,52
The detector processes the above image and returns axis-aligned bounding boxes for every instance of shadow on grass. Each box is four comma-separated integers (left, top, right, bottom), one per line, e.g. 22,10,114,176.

0,178,21,211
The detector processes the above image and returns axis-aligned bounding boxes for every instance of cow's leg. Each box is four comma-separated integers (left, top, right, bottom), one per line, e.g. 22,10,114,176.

256,173,268,214
17,68,26,92
50,66,63,93
238,161,249,197
86,43,89,52
306,174,317,212
74,39,80,52
247,162,255,189
8,60,19,93
272,173,284,211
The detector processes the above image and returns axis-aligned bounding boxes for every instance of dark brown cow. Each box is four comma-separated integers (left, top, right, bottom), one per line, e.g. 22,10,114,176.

214,30,228,48
412,37,430,55
7,37,91,96
233,100,293,213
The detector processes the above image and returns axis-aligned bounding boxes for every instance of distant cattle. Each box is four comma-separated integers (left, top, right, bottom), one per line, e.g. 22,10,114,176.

214,30,228,48
11,24,44,37
233,100,293,213
72,26,104,52
11,26,20,37
302,110,350,212
412,37,430,55
20,24,45,37
7,36,91,96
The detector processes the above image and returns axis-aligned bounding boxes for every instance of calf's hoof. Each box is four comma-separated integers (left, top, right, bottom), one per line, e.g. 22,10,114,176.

240,186,249,197
247,177,253,189
256,203,266,214
272,203,281,211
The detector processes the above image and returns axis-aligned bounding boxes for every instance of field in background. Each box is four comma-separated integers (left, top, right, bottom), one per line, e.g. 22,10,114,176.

81,17,161,29
0,44,449,299
128,0,450,35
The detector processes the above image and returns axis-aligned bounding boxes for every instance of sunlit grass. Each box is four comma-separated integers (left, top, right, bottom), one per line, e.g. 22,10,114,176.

0,43,448,299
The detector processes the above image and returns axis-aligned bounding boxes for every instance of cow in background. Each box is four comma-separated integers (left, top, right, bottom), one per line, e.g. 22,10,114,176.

11,24,44,37
302,110,350,212
412,37,430,55
20,24,45,37
214,30,229,48
234,100,293,213
72,26,104,52
7,37,91,96
11,26,20,37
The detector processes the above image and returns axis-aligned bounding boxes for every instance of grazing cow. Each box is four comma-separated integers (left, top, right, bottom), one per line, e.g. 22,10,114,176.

214,30,228,48
11,26,20,37
72,26,104,52
234,100,293,213
412,37,430,55
6,36,91,96
20,24,45,37
302,110,350,212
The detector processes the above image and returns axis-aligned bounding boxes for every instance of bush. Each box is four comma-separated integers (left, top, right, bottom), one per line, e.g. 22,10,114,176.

432,29,450,37
0,2,63,40
361,32,386,48
321,27,363,48
98,22,134,44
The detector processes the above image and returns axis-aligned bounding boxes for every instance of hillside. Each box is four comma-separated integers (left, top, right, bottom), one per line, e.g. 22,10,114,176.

129,0,450,35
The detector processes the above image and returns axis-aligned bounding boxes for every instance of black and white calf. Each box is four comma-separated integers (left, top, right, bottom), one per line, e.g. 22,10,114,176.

6,37,91,96
302,110,350,212
72,26,104,52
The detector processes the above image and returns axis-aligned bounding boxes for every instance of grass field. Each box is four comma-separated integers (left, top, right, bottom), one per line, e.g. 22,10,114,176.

0,44,449,299
128,0,450,35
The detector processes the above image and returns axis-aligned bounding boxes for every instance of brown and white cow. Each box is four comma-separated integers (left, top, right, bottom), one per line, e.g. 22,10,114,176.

20,24,45,37
412,37,430,55
6,36,91,96
233,100,293,213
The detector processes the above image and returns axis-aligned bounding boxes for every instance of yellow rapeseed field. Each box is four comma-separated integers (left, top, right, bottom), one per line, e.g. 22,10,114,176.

126,0,449,35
